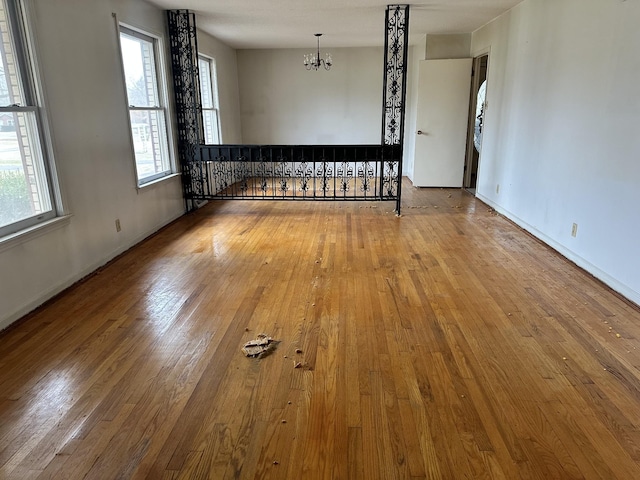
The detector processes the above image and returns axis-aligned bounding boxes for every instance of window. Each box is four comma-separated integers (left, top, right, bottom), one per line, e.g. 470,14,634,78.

119,26,172,184
0,0,57,238
198,55,221,144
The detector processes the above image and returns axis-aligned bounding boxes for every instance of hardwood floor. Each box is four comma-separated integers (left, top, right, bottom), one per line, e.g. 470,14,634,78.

2,182,640,479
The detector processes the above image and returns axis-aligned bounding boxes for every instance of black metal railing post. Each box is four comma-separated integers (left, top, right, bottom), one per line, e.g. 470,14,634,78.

381,4,410,214
167,10,203,212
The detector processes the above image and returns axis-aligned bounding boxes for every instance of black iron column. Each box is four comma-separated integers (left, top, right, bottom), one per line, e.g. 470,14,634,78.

381,4,409,214
167,10,203,212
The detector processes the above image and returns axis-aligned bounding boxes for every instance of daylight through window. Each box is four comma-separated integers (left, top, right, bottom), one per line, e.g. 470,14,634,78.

198,55,220,144
119,26,172,184
0,0,56,237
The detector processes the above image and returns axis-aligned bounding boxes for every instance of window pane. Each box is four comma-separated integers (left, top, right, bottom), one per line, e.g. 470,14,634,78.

0,0,56,237
120,26,173,185
198,55,220,144
0,111,52,228
202,109,219,144
120,32,159,108
198,57,213,109
129,109,170,181
0,2,26,107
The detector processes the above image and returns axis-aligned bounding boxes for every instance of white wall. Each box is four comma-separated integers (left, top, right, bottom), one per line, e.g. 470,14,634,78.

237,46,419,176
425,33,471,60
0,0,243,330
237,47,383,145
471,0,640,304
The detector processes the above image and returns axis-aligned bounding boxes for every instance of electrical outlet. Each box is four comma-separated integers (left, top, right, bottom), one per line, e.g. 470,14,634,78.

571,223,578,237
115,219,121,232
496,184,500,194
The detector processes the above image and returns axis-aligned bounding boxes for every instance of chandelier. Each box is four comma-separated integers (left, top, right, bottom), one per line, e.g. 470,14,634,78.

304,34,332,71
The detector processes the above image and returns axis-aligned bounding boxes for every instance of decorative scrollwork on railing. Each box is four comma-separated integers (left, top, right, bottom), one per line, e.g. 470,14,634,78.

383,159,399,197
337,161,354,193
316,160,333,193
382,5,409,148
274,157,292,194
167,10,203,210
187,163,204,197
212,158,232,193
358,161,375,193
381,5,409,212
256,156,271,193
295,160,313,193
196,145,399,204
237,156,250,192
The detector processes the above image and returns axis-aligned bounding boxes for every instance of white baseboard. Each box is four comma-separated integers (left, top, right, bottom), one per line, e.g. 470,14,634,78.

0,210,185,332
476,193,640,306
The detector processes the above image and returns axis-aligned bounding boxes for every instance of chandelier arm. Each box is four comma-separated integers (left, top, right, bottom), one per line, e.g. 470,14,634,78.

305,33,331,71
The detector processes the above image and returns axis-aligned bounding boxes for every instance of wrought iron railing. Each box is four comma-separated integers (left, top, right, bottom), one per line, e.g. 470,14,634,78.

186,144,401,211
167,7,409,214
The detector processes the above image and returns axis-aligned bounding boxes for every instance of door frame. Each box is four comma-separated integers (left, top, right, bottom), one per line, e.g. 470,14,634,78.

463,51,490,190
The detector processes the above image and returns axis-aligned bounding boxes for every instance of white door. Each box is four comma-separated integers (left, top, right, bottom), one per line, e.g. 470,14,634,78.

413,59,472,187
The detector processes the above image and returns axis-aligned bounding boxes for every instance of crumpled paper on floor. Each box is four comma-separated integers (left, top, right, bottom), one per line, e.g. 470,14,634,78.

242,333,279,358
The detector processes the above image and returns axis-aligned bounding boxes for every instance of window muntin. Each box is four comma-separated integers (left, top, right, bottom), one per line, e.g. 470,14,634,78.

0,0,55,237
119,27,172,184
198,55,220,144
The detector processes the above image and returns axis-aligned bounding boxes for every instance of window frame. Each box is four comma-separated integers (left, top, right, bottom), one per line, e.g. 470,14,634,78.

118,23,175,186
0,0,60,239
197,54,221,144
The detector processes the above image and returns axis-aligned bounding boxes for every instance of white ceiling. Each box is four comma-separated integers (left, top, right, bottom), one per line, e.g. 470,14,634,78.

146,0,524,49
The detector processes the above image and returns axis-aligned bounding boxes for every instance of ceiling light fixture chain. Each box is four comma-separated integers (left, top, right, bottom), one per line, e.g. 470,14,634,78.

304,33,332,71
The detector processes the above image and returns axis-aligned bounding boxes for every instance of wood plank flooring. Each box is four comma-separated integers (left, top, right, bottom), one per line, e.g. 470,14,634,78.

2,182,640,479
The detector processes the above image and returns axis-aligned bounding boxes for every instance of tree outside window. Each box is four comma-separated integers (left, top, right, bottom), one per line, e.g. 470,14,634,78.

0,0,55,236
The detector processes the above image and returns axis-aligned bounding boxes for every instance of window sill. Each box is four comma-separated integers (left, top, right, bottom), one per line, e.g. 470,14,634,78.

0,214,73,254
137,172,181,191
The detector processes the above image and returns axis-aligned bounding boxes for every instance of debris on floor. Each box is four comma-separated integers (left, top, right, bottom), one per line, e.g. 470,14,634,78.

242,334,279,358
293,360,313,370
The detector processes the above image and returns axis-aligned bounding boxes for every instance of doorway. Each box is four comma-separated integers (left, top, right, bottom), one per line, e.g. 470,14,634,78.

463,54,488,193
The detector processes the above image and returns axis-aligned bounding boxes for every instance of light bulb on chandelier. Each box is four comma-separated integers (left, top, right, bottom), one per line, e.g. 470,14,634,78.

304,33,332,71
